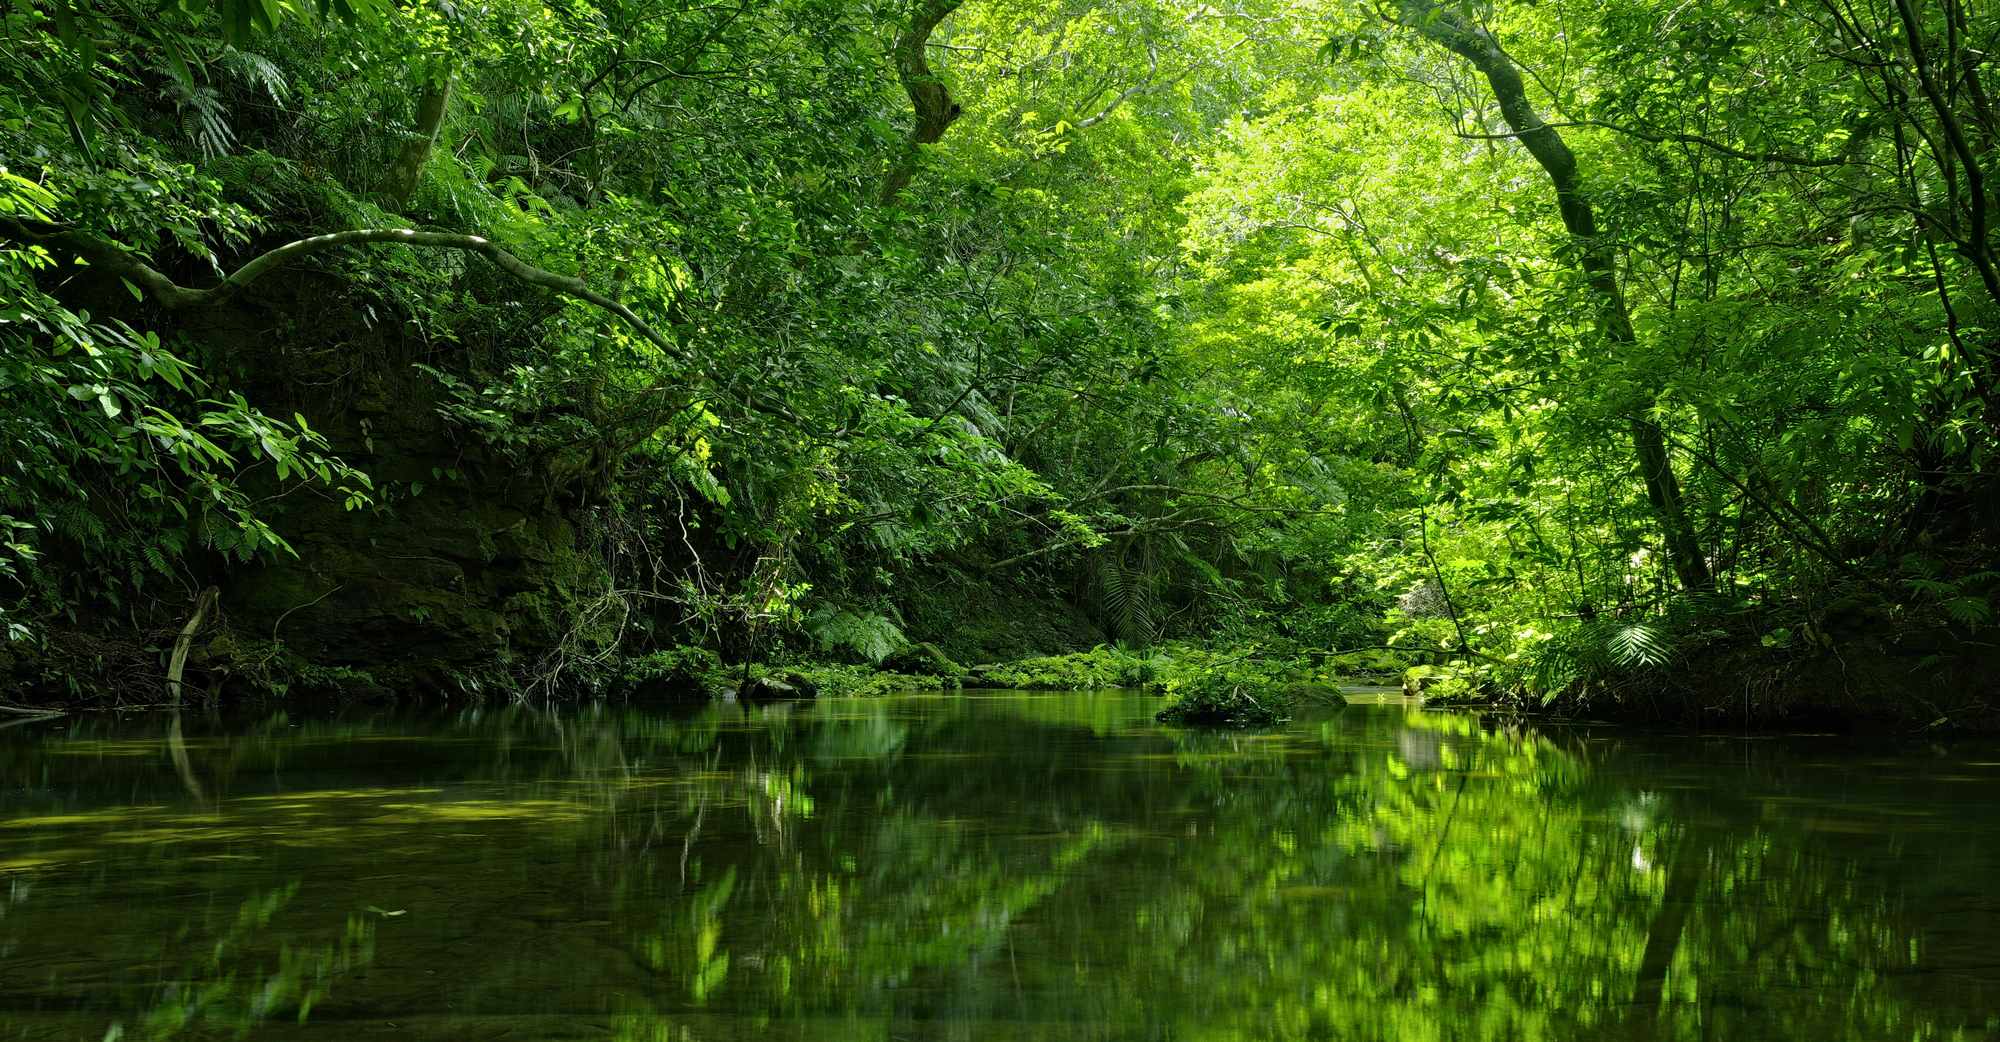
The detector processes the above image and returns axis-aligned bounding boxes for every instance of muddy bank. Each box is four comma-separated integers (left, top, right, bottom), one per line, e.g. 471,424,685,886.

1546,630,2000,734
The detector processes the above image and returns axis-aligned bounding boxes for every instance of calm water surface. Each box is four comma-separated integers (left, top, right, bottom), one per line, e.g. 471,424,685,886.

1,691,1997,1041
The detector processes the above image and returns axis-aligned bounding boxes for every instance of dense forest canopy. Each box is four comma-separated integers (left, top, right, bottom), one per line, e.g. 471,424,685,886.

2,0,1997,723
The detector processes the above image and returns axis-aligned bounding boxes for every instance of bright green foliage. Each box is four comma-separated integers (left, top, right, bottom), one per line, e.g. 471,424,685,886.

803,608,909,665
5,0,1997,714
979,646,1160,690
626,644,728,692
1153,647,1294,725
791,663,953,697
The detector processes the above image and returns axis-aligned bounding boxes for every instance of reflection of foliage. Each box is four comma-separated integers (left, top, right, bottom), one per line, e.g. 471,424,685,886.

1127,710,1931,1041
634,867,737,1006
124,885,374,1040
810,707,909,761
0,698,1965,1041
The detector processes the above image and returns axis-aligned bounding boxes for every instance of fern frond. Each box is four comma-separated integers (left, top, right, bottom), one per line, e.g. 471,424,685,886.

1096,555,1153,642
1605,624,1676,668
1944,596,1991,627
221,50,290,103
44,499,106,543
161,82,234,158
806,609,907,664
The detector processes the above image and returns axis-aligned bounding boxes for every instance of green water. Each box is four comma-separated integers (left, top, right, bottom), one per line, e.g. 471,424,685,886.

1,691,1996,1042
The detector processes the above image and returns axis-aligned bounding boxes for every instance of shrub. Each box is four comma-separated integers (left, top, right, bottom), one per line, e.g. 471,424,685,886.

1402,663,1487,706
628,645,727,692
1153,650,1291,726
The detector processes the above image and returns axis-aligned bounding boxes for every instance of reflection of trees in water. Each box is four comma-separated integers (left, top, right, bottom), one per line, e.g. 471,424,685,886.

1116,712,1945,1041
602,706,1950,1041
606,697,1123,1026
0,700,1981,1041
0,877,374,1041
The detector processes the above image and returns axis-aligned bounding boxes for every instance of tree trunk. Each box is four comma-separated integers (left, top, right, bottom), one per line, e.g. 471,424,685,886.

878,0,965,206
1632,828,1712,1008
376,74,455,213
1394,1,1713,591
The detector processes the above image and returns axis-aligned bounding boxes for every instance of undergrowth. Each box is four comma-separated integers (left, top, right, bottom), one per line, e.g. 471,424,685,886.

977,646,1167,689
550,641,1368,723
623,645,957,698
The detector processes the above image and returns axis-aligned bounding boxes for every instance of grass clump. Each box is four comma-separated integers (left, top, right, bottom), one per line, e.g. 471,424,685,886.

622,646,962,700
972,644,1349,726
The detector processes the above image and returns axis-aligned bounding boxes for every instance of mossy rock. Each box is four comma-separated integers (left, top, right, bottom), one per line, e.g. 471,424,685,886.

742,669,819,700
880,641,966,677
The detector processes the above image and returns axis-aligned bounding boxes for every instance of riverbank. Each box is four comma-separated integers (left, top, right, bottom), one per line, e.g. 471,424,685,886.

6,618,1994,734
1596,638,2000,734
1408,631,2000,735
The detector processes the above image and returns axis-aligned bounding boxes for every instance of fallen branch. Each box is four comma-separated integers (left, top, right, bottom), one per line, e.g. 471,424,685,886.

166,586,219,708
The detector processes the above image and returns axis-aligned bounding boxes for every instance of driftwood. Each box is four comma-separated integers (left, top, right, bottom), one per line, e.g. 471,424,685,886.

166,586,220,708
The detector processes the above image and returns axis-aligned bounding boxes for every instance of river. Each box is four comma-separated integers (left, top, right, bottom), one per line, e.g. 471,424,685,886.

0,690,1995,1041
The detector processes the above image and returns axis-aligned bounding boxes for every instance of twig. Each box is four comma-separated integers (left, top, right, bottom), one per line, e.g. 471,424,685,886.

271,583,344,647
1417,503,1474,654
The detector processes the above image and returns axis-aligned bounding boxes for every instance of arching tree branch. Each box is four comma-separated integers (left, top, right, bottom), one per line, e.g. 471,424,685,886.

1070,46,1190,130
0,220,686,362
1454,119,1849,168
